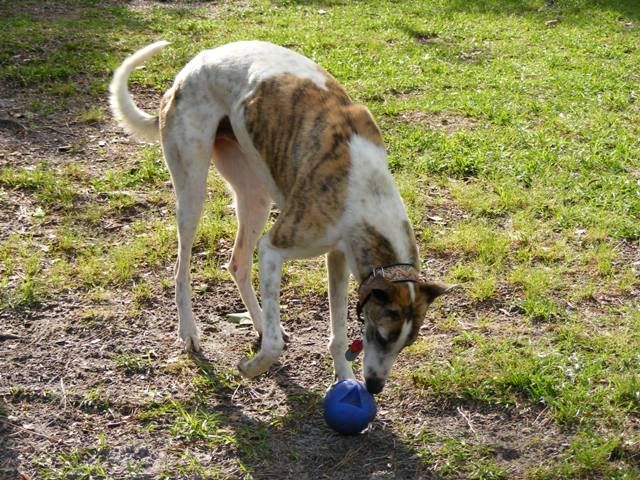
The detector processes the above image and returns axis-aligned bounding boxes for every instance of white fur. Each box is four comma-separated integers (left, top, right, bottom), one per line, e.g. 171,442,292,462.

174,41,327,107
408,282,415,302
109,40,168,142
341,135,414,277
363,319,413,385
327,250,355,380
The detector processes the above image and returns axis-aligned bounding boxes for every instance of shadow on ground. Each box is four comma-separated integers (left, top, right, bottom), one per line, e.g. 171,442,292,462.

192,353,432,480
0,401,19,479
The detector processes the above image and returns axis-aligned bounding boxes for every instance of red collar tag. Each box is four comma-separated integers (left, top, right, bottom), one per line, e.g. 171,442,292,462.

345,339,363,361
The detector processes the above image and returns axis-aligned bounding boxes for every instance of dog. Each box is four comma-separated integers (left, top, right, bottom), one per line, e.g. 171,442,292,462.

110,40,452,394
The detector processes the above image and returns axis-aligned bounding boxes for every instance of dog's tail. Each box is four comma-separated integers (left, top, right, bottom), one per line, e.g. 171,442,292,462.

109,40,169,143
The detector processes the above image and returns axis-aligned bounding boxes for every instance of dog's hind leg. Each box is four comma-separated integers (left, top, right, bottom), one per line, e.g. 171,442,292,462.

162,103,219,352
213,138,271,336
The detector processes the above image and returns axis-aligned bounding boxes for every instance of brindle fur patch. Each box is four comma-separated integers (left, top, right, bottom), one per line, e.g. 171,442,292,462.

349,222,405,281
243,73,382,248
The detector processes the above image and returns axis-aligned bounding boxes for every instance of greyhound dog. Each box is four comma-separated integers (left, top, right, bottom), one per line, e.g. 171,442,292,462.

110,40,451,394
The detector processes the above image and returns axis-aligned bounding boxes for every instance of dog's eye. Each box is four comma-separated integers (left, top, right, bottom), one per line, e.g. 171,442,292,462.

384,308,401,319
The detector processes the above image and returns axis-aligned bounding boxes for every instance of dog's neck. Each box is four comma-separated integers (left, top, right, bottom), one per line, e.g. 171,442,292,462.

345,221,419,283
342,135,420,282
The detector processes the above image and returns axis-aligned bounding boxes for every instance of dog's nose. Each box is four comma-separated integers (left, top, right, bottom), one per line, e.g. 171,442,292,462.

365,376,385,395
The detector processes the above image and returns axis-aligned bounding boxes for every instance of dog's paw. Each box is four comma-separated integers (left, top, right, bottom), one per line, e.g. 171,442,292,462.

183,334,201,352
179,323,201,352
237,356,268,378
335,364,356,382
237,341,283,378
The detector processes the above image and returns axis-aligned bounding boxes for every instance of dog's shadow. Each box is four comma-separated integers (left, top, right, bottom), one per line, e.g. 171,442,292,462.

190,353,430,480
0,400,19,479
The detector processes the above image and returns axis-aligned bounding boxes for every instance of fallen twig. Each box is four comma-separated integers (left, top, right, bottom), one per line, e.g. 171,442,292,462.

457,406,476,434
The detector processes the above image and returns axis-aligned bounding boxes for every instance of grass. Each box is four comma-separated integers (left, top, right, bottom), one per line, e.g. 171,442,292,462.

35,435,110,480
412,308,640,427
139,361,276,473
528,432,640,480
0,163,77,209
1,0,639,478
417,434,508,479
114,351,155,375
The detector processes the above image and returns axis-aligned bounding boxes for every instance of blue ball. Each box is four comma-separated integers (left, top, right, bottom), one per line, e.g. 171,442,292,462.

323,379,377,435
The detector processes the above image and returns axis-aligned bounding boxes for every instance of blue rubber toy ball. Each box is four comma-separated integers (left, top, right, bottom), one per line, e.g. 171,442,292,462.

323,379,377,435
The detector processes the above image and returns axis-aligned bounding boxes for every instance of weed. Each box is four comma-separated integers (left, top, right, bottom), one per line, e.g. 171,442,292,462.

79,388,111,413
114,351,155,375
77,106,104,123
132,280,153,305
142,400,236,446
35,435,110,479
519,295,562,322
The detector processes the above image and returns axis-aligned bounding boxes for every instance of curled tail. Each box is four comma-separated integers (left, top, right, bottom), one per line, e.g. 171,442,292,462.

109,40,169,142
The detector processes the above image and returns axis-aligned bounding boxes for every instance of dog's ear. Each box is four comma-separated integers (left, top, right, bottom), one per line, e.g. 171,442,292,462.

419,281,456,303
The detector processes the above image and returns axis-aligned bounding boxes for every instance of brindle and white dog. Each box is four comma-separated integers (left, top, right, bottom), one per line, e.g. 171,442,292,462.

110,40,451,394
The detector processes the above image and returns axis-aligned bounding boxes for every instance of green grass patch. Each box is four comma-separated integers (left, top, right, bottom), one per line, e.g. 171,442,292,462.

429,220,512,266
413,312,640,427
77,106,104,124
414,432,507,480
0,163,77,209
79,388,111,413
92,146,168,192
527,432,640,479
448,262,499,302
114,351,155,375
35,434,110,480
0,237,46,308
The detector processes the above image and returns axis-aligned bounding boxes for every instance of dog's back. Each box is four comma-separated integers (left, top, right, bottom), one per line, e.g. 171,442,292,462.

173,40,330,110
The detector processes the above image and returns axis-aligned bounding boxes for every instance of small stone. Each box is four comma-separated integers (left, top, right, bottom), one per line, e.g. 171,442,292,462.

226,312,252,324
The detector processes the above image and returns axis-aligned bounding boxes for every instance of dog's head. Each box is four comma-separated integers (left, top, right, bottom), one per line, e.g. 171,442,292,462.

358,272,451,394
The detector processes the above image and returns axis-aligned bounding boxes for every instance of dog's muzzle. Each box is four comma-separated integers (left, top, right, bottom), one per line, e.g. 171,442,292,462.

365,375,386,395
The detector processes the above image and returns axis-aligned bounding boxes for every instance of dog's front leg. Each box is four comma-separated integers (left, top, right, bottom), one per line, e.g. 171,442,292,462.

237,236,285,378
327,250,355,381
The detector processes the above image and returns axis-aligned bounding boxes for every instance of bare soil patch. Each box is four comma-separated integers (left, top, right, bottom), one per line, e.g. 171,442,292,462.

2,283,570,479
396,111,480,134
